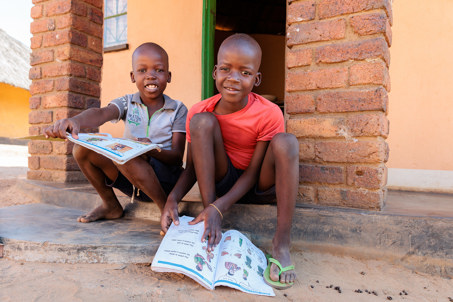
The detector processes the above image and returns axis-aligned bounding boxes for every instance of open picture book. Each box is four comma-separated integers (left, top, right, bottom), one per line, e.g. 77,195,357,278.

66,133,162,165
151,216,275,296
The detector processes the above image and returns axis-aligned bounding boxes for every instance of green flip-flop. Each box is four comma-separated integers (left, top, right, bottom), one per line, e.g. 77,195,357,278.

264,255,295,289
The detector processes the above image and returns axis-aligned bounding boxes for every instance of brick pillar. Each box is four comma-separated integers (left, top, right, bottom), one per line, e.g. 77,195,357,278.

286,0,392,210
28,0,103,182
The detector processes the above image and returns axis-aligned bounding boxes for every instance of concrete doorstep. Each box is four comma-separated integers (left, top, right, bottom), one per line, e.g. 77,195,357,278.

0,178,452,278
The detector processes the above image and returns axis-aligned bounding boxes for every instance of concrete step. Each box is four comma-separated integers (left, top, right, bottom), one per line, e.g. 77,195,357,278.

2,179,453,278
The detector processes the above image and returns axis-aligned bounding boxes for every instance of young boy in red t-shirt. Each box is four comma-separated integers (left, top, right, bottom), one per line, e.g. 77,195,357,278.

162,34,298,289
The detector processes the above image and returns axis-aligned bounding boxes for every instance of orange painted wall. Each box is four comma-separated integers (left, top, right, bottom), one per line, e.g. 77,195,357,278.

0,83,30,138
388,0,453,170
100,0,203,137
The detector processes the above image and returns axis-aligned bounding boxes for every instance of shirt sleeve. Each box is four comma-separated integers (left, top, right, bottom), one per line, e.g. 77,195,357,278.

108,95,128,123
257,105,285,141
172,102,188,133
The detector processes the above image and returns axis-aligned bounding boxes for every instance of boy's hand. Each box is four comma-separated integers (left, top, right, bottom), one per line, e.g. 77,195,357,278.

43,118,80,139
189,206,222,252
161,199,179,234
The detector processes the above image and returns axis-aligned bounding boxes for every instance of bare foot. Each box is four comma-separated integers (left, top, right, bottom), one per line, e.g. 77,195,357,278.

77,204,123,223
270,245,296,284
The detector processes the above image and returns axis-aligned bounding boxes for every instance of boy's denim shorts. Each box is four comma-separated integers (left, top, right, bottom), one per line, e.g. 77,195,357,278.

106,157,183,202
215,156,276,204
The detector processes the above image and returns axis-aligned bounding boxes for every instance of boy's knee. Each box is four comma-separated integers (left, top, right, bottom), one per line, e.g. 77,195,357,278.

72,144,88,161
271,133,299,158
189,112,217,133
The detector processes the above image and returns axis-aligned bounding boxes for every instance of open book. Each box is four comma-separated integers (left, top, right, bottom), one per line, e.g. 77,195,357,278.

66,133,162,165
151,216,274,296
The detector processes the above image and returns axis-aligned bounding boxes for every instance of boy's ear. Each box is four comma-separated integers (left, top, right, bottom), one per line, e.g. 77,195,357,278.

254,72,262,87
212,65,218,80
167,71,172,83
130,71,136,83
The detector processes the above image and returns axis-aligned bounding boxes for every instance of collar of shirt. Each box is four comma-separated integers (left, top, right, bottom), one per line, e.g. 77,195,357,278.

131,92,178,111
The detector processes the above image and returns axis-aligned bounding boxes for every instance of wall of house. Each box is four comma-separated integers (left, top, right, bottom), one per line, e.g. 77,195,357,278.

387,0,453,192
100,0,203,137
0,83,30,138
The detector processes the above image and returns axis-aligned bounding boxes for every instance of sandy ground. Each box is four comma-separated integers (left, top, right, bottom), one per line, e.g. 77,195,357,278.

1,144,453,301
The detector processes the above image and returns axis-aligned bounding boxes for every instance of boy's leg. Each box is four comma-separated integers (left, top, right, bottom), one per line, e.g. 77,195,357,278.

116,156,167,211
189,112,229,206
258,133,299,284
72,144,123,223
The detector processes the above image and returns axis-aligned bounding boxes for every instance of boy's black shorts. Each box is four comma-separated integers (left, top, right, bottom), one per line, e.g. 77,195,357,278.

106,157,183,202
215,156,276,204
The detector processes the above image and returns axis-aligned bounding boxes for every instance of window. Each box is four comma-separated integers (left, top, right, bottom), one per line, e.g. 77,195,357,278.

104,0,128,51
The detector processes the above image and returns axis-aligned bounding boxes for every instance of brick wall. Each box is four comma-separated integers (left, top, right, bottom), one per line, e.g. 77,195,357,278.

286,0,392,210
28,0,103,182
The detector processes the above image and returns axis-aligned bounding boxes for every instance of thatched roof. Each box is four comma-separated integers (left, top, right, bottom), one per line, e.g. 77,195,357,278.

0,28,31,90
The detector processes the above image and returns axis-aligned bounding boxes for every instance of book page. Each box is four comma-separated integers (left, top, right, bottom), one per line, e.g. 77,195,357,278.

67,133,161,164
212,230,274,296
151,216,220,290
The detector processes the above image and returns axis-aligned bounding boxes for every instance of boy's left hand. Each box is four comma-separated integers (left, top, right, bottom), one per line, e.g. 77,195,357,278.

189,206,222,252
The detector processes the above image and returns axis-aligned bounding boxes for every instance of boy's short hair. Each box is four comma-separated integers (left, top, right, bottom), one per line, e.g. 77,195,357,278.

132,42,169,68
218,33,262,68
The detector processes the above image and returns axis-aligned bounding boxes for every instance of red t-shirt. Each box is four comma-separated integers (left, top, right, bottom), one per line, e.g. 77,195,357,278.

186,93,284,170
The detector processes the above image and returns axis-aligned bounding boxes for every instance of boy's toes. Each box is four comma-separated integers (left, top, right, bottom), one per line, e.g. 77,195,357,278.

269,263,280,282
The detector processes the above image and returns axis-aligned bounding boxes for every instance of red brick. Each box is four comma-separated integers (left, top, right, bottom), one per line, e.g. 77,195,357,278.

31,18,56,34
54,108,83,120
27,169,86,182
42,92,86,109
29,96,41,109
317,187,384,210
30,35,43,49
72,14,103,38
32,0,48,4
300,164,344,184
87,36,103,53
297,185,316,204
316,38,390,66
42,62,86,78
53,141,75,155
349,61,390,90
28,156,40,170
71,47,103,67
31,5,43,19
287,19,346,46
286,67,348,92
315,140,389,163
29,126,41,136
30,49,54,65
29,109,53,124
285,93,315,114
30,79,54,94
28,140,52,154
287,47,312,68
55,77,100,97
47,0,72,16
287,0,316,24
349,11,392,45
317,88,388,113
40,155,79,170
86,98,101,109
299,139,315,161
347,165,386,189
86,66,101,82
55,45,71,61
288,116,343,138
346,113,389,138
29,67,42,80
88,7,103,24
318,0,391,20
83,0,103,9
56,14,73,29
42,29,88,48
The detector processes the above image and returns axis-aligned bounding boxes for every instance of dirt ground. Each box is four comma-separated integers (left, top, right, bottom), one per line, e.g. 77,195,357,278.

1,146,453,301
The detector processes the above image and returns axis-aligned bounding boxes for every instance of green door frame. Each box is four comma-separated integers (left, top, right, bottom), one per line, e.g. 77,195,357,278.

202,0,216,99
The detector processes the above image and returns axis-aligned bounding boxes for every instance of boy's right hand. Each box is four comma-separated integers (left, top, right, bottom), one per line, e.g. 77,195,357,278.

161,199,179,234
44,118,80,139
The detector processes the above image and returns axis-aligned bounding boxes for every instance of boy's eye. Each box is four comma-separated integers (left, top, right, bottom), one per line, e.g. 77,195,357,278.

219,67,229,72
138,69,146,73
156,69,164,73
242,71,251,76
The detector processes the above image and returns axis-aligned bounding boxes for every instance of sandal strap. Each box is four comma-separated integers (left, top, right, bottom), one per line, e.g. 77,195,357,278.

268,258,295,276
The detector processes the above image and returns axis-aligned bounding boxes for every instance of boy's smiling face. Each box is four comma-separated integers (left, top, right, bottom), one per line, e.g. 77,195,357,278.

130,45,171,104
213,38,262,109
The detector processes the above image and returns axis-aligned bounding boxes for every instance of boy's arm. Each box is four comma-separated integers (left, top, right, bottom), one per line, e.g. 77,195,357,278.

145,132,186,166
190,141,269,251
44,105,120,139
161,143,197,233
